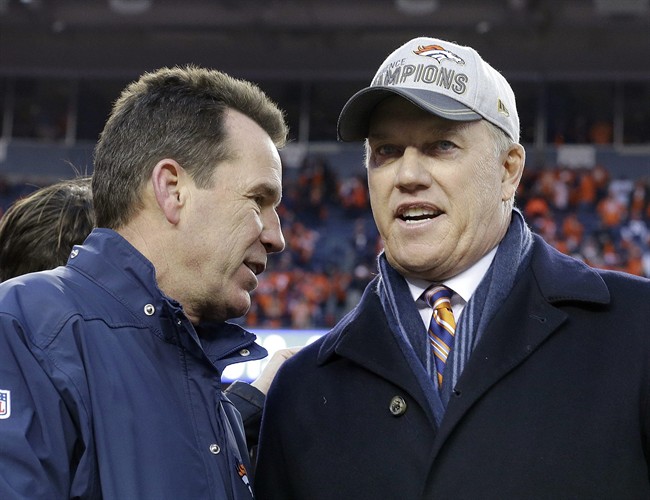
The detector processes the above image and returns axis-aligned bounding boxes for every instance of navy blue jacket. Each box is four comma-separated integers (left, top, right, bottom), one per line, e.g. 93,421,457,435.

0,229,265,499
255,235,650,499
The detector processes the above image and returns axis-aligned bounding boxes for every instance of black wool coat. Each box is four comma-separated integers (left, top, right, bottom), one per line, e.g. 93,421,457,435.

255,235,650,499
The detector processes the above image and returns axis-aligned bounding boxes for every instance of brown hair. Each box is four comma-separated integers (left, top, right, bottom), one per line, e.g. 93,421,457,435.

92,65,288,229
0,177,94,281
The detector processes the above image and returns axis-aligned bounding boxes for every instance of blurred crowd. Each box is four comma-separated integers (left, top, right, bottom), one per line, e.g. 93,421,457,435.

2,158,650,330
518,165,650,277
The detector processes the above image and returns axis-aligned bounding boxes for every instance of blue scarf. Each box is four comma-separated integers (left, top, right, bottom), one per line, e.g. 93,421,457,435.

377,210,533,424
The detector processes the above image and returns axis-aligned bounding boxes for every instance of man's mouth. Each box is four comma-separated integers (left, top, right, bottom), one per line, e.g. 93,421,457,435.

245,261,265,275
397,206,443,223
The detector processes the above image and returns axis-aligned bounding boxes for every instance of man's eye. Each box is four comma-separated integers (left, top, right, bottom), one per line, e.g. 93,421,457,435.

376,144,401,156
257,197,269,209
434,140,456,151
250,195,264,208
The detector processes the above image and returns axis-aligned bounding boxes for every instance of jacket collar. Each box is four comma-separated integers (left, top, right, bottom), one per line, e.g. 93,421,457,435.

67,228,163,316
529,233,609,304
67,228,266,369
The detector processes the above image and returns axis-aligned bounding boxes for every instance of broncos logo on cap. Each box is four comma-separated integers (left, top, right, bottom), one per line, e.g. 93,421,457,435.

414,45,465,65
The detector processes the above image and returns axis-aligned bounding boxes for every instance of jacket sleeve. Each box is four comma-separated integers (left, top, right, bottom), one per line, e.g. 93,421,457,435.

0,314,80,499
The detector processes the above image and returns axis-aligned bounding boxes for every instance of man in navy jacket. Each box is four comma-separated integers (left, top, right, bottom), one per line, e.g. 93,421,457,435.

0,66,288,499
255,37,650,498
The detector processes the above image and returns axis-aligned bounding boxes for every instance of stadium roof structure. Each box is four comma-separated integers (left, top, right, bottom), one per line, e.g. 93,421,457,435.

1,0,649,80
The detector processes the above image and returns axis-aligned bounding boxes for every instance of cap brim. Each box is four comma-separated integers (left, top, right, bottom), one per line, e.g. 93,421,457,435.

337,86,482,141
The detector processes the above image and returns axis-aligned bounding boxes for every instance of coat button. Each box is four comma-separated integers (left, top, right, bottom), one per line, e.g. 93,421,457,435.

389,395,407,416
209,443,221,454
143,304,155,316
239,348,251,357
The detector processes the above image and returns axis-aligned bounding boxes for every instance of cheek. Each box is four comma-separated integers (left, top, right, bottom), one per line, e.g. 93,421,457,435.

454,180,504,244
226,205,259,236
459,159,501,210
235,212,266,252
368,190,390,237
202,216,237,256
368,174,391,213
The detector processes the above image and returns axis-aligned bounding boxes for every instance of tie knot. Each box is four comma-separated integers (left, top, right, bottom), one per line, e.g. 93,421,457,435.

423,285,453,310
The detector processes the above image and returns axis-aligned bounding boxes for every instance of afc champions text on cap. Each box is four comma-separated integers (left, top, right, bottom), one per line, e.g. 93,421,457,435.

337,36,520,143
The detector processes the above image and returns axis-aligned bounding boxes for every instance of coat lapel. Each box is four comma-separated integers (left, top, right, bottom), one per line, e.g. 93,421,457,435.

431,270,566,453
430,236,610,457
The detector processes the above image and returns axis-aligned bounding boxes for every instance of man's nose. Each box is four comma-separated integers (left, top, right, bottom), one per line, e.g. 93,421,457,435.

262,212,285,254
394,147,432,191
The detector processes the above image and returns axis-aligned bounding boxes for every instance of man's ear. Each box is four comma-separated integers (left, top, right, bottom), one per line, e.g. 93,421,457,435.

151,159,185,225
501,143,525,202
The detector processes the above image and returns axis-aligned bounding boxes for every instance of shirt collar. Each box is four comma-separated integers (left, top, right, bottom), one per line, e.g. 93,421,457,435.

405,245,498,305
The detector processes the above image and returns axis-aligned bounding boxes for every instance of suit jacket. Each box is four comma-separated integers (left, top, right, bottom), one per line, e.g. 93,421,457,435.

255,235,650,499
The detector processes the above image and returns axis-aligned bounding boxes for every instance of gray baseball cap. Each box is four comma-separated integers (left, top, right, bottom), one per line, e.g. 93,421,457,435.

337,36,519,142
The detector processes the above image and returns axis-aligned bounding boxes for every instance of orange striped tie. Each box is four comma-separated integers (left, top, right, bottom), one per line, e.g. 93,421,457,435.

424,285,456,388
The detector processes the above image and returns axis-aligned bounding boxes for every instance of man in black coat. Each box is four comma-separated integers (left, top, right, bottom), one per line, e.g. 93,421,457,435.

254,36,650,499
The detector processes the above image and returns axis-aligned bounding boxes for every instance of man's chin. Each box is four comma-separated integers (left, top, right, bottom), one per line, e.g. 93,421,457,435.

195,294,251,324
386,251,429,273
387,254,448,282
228,294,252,321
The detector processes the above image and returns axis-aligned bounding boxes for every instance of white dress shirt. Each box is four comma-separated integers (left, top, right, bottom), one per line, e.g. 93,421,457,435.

406,246,498,328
